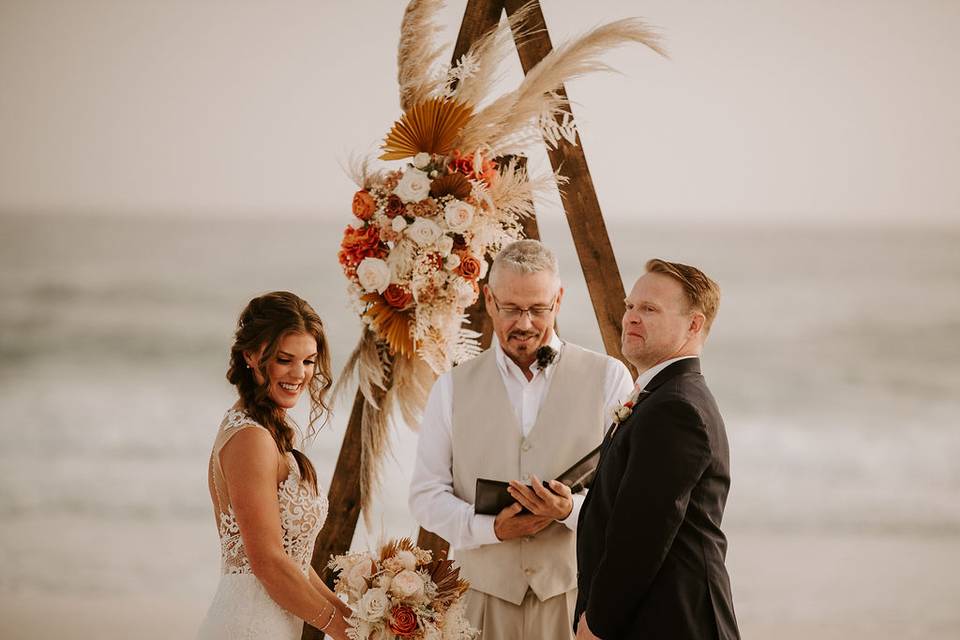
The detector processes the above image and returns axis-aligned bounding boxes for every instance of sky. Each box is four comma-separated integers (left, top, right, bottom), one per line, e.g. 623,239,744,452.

0,0,958,224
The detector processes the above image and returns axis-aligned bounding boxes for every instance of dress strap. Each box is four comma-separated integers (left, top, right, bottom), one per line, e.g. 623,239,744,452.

210,409,271,515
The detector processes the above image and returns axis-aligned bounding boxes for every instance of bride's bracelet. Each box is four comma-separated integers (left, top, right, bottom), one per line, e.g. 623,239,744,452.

307,605,335,631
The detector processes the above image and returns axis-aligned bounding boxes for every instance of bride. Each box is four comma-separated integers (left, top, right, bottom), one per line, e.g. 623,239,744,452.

197,291,352,639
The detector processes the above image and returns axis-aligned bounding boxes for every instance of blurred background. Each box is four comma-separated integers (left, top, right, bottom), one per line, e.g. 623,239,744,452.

1,1,958,638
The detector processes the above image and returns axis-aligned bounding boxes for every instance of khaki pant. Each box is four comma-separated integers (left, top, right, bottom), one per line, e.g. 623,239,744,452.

464,588,577,640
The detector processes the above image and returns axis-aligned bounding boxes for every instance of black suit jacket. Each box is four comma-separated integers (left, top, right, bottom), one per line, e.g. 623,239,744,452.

574,358,739,639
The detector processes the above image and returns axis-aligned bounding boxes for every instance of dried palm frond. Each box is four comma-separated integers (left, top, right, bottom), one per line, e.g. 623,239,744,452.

429,172,472,199
388,353,435,431
398,0,448,110
426,558,470,611
378,536,419,561
363,293,415,358
381,97,475,161
335,329,394,522
456,18,667,155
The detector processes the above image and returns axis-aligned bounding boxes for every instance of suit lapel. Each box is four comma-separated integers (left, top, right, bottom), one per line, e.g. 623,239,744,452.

592,358,701,476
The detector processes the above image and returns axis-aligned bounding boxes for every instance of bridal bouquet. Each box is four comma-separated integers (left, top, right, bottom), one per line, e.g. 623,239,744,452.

329,538,477,640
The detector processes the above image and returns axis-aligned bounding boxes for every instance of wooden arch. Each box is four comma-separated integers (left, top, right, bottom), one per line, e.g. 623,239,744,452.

304,2,634,636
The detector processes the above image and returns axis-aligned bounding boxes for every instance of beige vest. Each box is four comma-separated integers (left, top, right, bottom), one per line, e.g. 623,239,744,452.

451,343,610,605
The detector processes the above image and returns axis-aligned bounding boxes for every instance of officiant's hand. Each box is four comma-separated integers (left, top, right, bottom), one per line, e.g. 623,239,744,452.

493,502,554,541
508,475,574,521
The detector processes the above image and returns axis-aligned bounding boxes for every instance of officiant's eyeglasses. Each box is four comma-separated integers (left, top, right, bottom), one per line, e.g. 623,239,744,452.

490,293,557,321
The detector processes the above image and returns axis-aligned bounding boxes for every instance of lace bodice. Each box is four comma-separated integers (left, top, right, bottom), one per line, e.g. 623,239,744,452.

210,408,328,576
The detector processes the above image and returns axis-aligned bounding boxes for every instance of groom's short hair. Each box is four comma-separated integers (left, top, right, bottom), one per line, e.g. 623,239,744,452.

646,258,721,333
489,239,560,291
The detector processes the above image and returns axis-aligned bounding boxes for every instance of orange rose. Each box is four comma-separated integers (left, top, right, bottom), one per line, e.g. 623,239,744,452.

388,605,418,637
448,150,497,186
456,253,482,281
338,225,386,277
352,190,376,220
383,284,413,309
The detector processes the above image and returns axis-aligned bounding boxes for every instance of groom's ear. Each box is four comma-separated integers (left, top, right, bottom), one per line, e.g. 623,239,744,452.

688,312,706,337
483,284,495,318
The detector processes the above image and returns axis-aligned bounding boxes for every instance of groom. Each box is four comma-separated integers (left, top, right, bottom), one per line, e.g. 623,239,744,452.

574,259,740,639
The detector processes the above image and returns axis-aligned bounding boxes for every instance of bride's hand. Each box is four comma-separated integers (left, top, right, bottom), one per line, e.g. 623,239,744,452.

317,606,353,640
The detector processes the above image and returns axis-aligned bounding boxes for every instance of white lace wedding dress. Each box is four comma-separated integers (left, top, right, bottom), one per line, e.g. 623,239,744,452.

197,408,329,639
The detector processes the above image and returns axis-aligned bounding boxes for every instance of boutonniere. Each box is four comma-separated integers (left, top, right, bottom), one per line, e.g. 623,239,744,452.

611,386,649,426
536,345,558,369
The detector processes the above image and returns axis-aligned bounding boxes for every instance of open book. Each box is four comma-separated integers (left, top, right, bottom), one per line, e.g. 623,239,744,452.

473,443,602,516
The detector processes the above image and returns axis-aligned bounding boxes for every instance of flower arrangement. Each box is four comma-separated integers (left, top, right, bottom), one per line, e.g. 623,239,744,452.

337,0,665,514
340,148,521,374
329,538,477,640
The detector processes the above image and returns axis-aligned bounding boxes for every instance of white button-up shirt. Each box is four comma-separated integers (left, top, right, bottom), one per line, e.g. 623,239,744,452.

409,334,634,550
633,355,699,391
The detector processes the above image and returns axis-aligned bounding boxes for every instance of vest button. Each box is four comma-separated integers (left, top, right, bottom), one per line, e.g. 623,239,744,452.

521,442,532,452
523,568,534,575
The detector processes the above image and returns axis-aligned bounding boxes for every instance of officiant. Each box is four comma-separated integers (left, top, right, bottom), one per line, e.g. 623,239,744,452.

409,239,632,639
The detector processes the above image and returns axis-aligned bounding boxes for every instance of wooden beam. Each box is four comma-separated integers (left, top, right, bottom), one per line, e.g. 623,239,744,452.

504,0,637,377
301,391,364,640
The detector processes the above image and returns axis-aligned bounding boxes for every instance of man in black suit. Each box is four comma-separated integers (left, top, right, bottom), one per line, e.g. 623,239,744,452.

574,259,739,640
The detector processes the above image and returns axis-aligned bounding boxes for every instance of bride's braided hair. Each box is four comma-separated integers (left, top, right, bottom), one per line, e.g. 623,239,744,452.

226,291,332,492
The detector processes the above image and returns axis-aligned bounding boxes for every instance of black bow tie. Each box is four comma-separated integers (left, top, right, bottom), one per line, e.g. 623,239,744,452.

536,345,558,369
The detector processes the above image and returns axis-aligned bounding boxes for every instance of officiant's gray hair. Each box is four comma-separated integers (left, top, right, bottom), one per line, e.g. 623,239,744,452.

488,239,560,291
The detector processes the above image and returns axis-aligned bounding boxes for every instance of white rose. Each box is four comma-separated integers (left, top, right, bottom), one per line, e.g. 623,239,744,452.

412,152,431,169
391,216,408,232
394,168,431,203
437,235,454,256
395,550,417,571
359,587,390,621
407,217,443,247
443,200,474,233
356,257,391,293
445,254,461,270
389,569,425,599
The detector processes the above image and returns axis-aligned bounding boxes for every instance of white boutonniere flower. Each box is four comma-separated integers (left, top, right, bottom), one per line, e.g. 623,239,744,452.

611,386,644,426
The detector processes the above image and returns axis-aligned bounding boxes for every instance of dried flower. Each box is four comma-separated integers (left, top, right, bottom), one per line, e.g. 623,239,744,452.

389,605,419,637
357,257,392,293
443,200,474,233
383,283,413,309
408,217,443,247
413,152,432,169
352,190,377,220
455,253,482,281
394,168,432,203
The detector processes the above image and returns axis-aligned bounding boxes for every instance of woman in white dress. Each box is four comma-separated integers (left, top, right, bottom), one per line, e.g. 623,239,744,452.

197,291,352,640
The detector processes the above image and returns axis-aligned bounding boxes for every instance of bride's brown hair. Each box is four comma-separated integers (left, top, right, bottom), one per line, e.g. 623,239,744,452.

226,291,332,492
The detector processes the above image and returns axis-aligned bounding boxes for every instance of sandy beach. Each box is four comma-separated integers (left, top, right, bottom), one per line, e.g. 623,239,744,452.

2,528,958,639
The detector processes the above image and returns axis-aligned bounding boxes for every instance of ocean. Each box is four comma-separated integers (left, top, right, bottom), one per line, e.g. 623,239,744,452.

1,212,959,633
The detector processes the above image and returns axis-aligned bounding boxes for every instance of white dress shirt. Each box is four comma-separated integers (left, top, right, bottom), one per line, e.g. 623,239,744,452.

409,334,634,550
633,355,699,392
